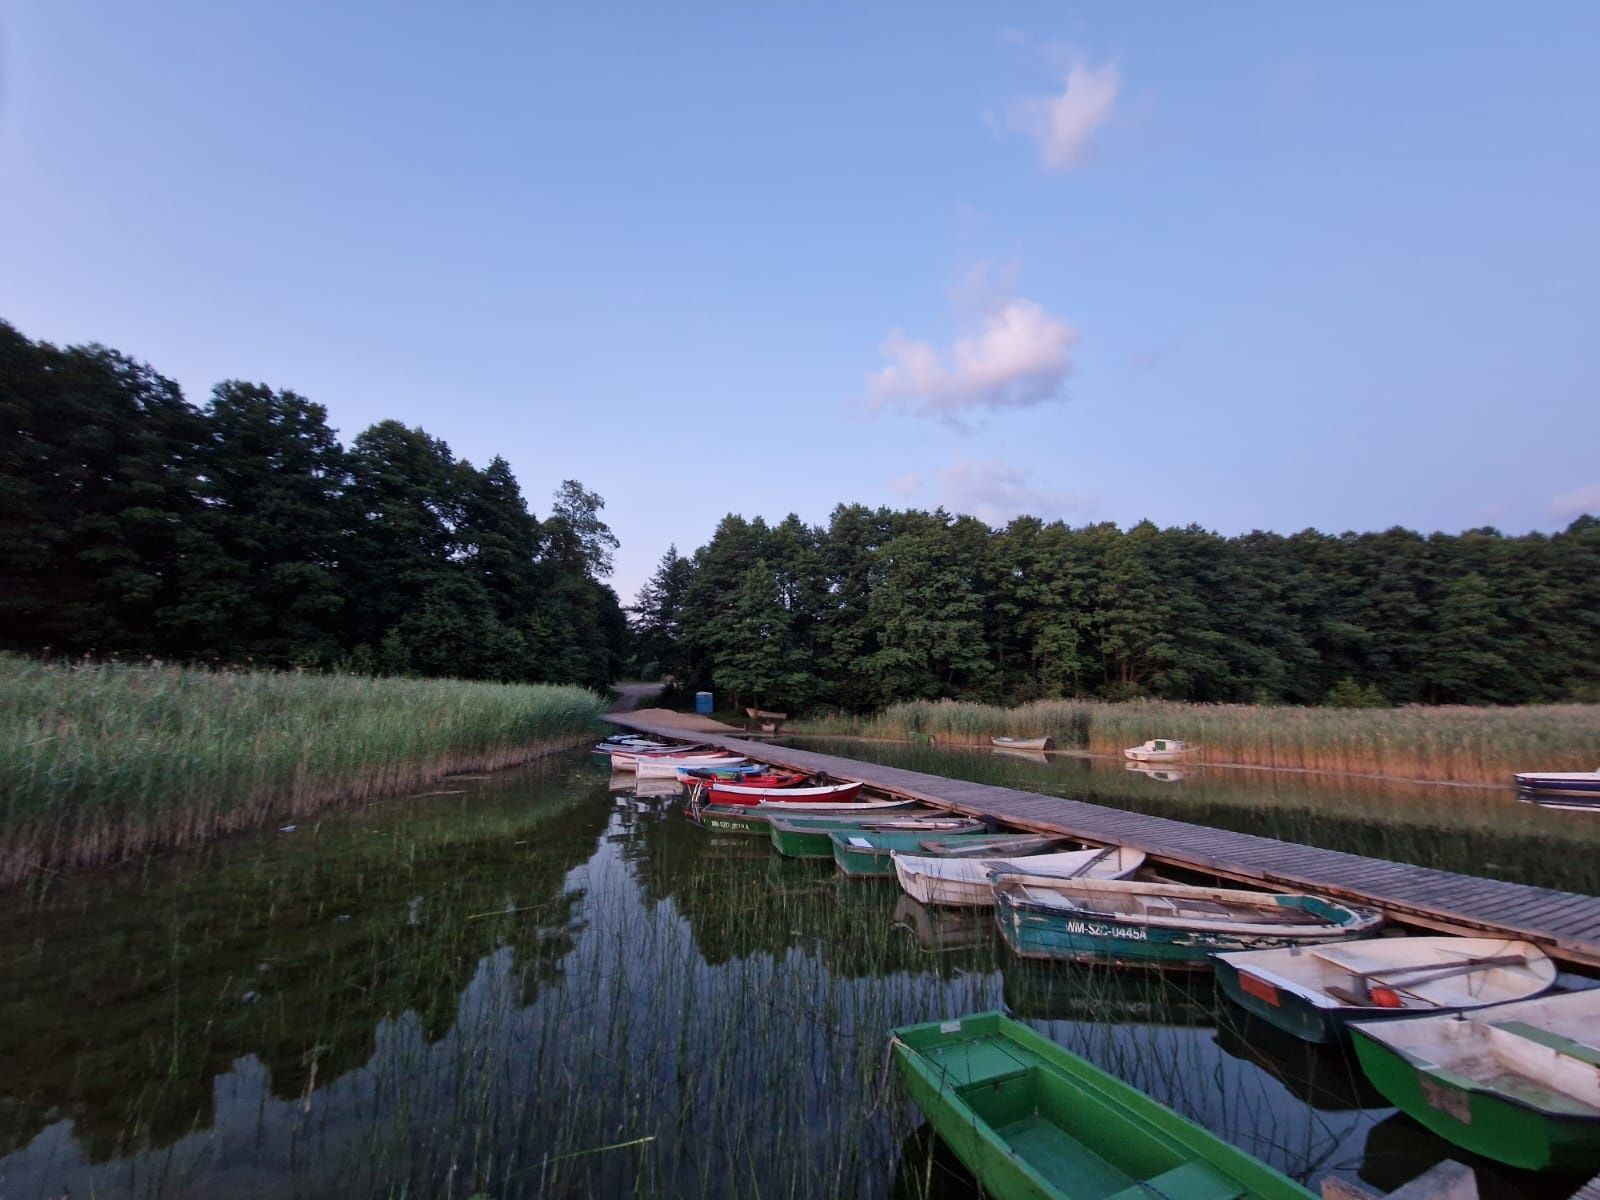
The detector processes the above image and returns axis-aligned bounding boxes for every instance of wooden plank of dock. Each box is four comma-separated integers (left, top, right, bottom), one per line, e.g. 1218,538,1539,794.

607,715,1600,970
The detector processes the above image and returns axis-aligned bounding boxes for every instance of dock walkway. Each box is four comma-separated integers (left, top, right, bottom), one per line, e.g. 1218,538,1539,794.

607,715,1600,970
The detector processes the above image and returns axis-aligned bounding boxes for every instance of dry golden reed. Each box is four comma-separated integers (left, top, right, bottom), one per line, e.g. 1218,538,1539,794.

792,697,1600,785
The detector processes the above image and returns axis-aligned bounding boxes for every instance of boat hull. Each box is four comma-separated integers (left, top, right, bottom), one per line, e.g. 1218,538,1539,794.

1214,958,1363,1044
770,817,984,859
896,848,1145,909
891,1011,1317,1200
704,780,863,805
993,880,1381,969
1513,772,1600,798
1349,1024,1600,1172
1213,939,1556,1046
991,736,1051,751
831,832,1061,879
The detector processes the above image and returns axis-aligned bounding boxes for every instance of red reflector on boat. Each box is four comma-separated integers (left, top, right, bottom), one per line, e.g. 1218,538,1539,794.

1371,986,1403,1008
1238,972,1280,1007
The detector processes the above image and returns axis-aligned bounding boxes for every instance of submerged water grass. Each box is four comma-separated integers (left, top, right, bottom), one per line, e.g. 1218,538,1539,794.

791,698,1600,785
0,762,1396,1200
0,654,606,887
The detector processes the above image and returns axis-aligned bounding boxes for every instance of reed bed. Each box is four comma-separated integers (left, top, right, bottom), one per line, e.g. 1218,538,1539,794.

791,698,1600,785
0,654,606,887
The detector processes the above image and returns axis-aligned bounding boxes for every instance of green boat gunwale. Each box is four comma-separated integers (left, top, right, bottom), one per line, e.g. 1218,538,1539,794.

891,1010,1319,1200
1348,1020,1600,1124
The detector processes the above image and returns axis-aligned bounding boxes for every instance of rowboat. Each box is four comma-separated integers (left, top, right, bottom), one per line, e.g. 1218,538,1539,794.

1515,770,1600,810
831,831,1067,879
992,876,1384,969
634,755,747,779
992,735,1051,751
768,815,986,858
680,768,808,787
1513,770,1600,798
702,779,863,806
611,748,736,771
890,1011,1318,1200
1124,738,1189,763
1349,989,1600,1171
691,799,921,835
1213,937,1556,1045
894,846,1145,908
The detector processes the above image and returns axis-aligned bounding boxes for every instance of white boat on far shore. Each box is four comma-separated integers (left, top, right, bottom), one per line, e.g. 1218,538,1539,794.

1124,738,1190,763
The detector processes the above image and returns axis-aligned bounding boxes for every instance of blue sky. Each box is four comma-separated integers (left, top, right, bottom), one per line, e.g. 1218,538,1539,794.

4,2,1597,602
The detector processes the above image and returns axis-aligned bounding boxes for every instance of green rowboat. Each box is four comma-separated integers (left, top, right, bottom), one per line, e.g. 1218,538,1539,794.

690,799,923,836
1349,988,1600,1172
890,1011,1318,1200
832,831,1066,878
769,814,985,858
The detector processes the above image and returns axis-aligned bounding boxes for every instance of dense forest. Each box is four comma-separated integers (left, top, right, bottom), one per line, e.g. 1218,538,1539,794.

632,506,1600,711
0,320,625,688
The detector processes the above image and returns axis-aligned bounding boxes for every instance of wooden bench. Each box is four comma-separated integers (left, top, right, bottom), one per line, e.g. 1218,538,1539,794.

745,708,788,734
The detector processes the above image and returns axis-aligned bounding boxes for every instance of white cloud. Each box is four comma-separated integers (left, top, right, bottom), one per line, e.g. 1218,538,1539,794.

888,472,923,499
1551,483,1600,522
1009,54,1120,171
934,455,1097,526
868,290,1079,426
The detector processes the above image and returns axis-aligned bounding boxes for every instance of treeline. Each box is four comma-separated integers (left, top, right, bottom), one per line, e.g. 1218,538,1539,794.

0,320,625,687
632,505,1600,711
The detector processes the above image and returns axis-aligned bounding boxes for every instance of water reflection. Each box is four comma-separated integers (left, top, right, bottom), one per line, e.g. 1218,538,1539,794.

0,754,1585,1199
791,737,1600,895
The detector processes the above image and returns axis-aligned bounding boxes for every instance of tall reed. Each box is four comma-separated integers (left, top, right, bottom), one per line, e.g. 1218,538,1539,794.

791,698,1600,785
0,655,607,887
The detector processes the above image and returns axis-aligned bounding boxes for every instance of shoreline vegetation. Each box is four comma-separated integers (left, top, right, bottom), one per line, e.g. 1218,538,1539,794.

786,698,1600,786
0,655,606,890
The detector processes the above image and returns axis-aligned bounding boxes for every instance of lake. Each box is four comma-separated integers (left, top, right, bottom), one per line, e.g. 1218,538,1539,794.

0,747,1590,1199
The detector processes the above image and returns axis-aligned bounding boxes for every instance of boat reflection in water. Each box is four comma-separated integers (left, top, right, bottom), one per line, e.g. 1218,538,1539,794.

991,745,1050,764
1003,961,1216,1027
1212,1004,1385,1112
890,1124,983,1200
891,894,994,954
1358,1111,1580,1200
1125,762,1189,782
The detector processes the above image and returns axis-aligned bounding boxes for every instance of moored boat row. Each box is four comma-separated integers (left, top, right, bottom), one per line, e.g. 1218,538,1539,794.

600,728,1600,1178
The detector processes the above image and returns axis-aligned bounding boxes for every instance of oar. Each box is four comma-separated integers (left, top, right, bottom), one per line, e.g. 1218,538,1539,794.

1340,952,1528,1003
1347,952,1527,981
1067,846,1118,877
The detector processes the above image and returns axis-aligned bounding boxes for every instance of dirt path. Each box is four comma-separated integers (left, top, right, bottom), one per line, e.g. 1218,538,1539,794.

608,681,666,712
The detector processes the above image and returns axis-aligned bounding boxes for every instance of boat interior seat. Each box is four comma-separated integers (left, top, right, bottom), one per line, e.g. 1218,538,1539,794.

1104,1161,1248,1200
925,1040,1034,1089
1487,1020,1600,1065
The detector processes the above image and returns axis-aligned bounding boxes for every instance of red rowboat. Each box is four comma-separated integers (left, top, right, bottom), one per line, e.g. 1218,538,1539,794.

705,780,864,806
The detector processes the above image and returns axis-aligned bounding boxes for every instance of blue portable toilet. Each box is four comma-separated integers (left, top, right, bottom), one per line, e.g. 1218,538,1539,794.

695,691,714,715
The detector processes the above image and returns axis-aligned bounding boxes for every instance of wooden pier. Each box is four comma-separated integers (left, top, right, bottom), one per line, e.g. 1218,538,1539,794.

607,715,1600,970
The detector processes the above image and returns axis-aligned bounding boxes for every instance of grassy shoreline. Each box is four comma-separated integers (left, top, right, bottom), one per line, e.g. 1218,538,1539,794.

0,655,607,889
788,698,1600,786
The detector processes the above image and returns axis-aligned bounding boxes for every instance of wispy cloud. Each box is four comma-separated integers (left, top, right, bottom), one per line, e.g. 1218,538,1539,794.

1009,53,1120,171
869,270,1079,427
934,455,1097,525
888,472,923,499
1551,482,1600,522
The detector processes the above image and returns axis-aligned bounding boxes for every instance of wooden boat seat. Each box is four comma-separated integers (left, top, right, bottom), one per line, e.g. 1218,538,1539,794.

1488,1020,1600,1065
1105,1161,1249,1200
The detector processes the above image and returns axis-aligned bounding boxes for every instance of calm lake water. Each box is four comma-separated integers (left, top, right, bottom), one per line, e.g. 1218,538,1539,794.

0,748,1592,1199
